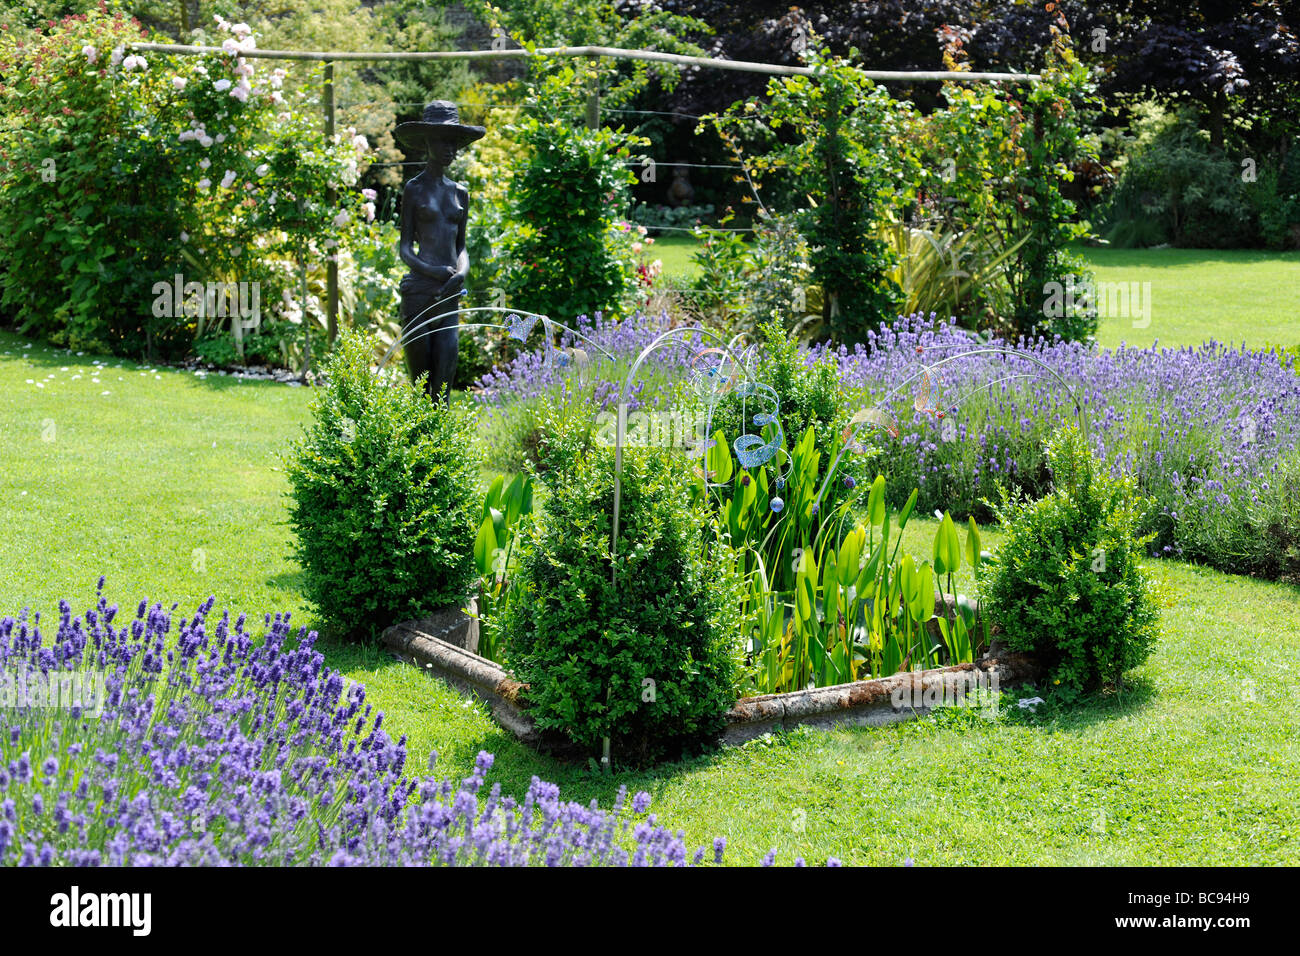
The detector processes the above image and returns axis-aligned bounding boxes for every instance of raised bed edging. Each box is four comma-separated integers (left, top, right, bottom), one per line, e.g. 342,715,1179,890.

382,618,1041,753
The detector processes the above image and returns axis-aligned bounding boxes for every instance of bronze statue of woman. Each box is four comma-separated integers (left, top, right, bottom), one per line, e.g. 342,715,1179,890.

393,101,485,402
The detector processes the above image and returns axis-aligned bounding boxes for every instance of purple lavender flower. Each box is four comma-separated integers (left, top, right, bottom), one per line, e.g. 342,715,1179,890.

0,584,802,869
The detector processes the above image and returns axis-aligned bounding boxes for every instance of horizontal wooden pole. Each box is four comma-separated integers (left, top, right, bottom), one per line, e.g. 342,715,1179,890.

127,41,1041,82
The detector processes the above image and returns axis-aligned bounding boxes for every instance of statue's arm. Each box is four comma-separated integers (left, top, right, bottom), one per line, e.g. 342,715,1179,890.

399,181,437,278
454,185,470,282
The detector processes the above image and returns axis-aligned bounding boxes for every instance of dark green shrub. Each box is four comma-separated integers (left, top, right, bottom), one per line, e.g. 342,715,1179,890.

193,324,295,369
983,426,1160,698
284,330,479,640
499,67,643,322
499,429,743,764
1101,105,1256,249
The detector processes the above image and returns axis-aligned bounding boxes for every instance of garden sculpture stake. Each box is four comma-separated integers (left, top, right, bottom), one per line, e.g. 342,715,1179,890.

394,101,485,402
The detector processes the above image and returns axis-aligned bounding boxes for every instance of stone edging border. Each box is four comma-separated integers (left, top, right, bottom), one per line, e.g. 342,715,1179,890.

381,618,1042,754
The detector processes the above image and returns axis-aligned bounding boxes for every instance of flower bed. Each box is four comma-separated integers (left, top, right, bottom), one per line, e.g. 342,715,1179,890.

475,310,1300,578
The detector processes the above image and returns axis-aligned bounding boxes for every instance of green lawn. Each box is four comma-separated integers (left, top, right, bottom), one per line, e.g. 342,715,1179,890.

4,329,1298,865
649,233,701,279
1084,246,1300,350
653,237,1300,351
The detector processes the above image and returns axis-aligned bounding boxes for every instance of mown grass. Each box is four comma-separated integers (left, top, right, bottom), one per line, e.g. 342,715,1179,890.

1082,246,1300,350
4,329,1298,865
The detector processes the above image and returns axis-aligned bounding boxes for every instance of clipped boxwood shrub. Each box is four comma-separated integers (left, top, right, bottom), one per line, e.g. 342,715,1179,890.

983,426,1160,697
285,330,479,640
499,426,743,765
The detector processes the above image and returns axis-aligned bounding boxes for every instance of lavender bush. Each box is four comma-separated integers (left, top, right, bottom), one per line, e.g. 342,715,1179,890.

821,315,1300,578
474,310,707,473
0,581,728,866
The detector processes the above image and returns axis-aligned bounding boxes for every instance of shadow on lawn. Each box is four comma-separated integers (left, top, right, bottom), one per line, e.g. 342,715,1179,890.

995,673,1160,732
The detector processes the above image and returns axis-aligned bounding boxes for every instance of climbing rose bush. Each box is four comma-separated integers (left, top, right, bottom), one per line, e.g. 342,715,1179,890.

0,8,373,359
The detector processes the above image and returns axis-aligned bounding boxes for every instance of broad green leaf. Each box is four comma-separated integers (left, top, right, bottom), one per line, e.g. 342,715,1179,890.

898,553,917,603
473,515,498,577
505,473,526,527
910,563,936,623
966,517,982,570
484,474,504,517
855,540,884,594
867,474,886,527
934,511,961,576
837,525,864,586
707,430,734,484
898,488,919,531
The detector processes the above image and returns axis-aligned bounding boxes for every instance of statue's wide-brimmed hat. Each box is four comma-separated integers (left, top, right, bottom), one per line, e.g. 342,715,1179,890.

394,101,485,153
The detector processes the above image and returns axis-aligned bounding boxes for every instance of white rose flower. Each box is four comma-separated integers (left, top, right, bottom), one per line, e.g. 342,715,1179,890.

220,170,236,189
172,76,187,90
82,45,97,64
213,78,231,92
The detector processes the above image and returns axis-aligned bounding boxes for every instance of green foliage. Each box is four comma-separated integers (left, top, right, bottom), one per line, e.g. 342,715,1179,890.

0,11,372,359
469,0,708,105
736,469,987,695
686,215,750,328
284,330,480,640
192,324,291,369
982,426,1160,698
472,471,534,663
713,41,917,343
874,219,1025,328
370,0,472,122
630,201,715,235
914,27,1099,340
1101,104,1256,249
684,210,813,335
713,322,845,461
499,429,742,764
1247,157,1300,252
498,67,644,321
